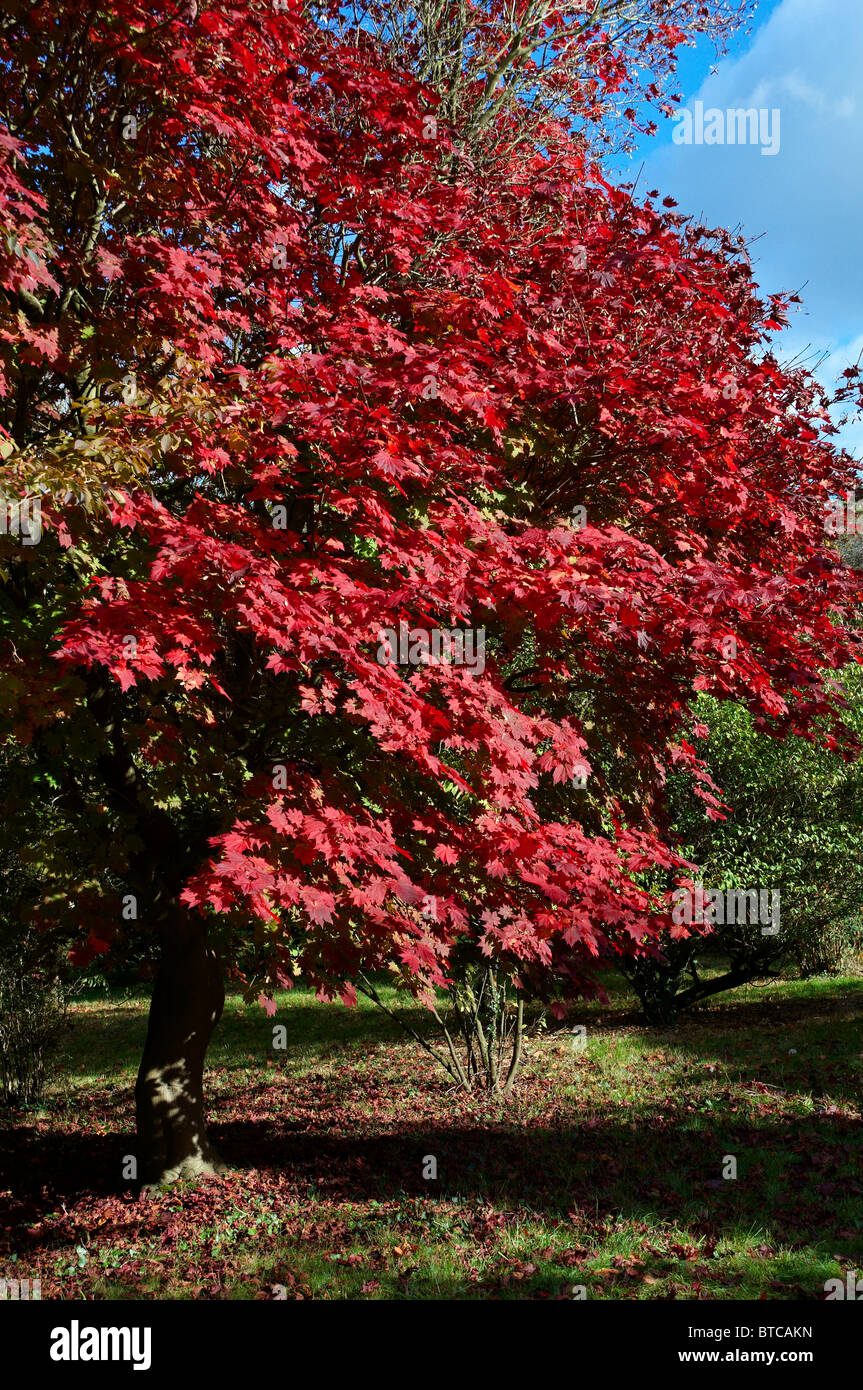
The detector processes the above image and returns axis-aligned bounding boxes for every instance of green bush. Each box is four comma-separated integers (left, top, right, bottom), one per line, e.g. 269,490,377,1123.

0,928,72,1106
623,669,863,1022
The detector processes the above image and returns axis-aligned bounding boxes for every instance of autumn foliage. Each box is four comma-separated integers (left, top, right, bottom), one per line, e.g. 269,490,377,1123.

2,0,861,1048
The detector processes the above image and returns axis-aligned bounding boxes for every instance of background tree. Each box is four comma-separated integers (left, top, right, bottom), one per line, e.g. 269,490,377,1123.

328,0,754,157
621,678,863,1024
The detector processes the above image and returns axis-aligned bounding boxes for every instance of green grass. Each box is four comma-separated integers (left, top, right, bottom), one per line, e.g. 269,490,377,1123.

2,971,861,1300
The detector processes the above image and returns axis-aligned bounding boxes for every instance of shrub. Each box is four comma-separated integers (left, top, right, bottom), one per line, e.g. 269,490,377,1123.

0,930,71,1107
623,677,863,1023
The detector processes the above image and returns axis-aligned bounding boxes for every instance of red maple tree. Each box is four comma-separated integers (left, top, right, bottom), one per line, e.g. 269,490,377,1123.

1,0,859,1181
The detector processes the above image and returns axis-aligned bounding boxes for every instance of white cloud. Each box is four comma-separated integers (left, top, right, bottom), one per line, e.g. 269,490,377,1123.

628,0,863,419
748,72,856,119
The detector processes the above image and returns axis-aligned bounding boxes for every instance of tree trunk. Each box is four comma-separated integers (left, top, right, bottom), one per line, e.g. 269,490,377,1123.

134,908,227,1186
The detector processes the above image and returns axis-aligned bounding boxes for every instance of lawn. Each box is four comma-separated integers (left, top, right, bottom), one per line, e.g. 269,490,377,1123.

1,972,861,1300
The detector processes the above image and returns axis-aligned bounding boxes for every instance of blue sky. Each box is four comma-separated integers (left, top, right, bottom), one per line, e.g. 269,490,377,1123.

615,0,863,459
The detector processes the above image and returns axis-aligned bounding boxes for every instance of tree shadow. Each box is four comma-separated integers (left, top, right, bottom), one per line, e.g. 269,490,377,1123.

3,1093,861,1267
3,981,861,1299
588,987,863,1109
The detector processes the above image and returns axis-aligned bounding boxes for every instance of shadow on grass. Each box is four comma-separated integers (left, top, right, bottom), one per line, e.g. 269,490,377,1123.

2,979,860,1299
590,988,863,1108
3,1093,861,1262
